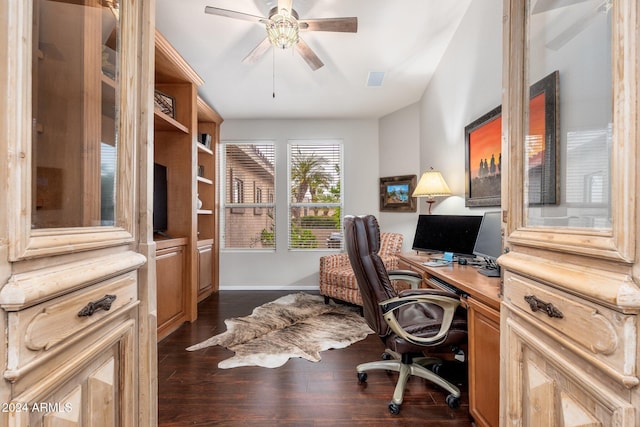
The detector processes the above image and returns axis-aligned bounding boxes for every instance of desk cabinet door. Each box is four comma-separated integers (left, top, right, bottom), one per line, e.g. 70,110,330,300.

467,297,500,427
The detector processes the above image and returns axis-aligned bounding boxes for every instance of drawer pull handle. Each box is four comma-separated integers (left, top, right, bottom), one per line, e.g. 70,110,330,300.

78,294,117,317
524,295,563,319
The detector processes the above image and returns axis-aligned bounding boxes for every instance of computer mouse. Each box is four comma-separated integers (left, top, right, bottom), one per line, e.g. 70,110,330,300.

458,258,468,265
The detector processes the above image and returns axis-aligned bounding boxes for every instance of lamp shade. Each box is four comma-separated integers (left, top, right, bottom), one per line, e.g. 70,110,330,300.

412,169,452,198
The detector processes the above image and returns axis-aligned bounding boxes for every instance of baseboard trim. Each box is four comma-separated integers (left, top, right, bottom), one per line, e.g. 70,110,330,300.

218,285,320,291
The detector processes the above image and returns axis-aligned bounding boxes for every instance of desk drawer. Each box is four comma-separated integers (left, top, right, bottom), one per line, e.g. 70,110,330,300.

6,272,138,380
503,271,637,385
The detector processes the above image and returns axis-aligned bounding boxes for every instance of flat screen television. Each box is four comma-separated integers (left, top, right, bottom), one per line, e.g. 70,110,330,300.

153,163,168,234
473,211,502,277
411,215,483,257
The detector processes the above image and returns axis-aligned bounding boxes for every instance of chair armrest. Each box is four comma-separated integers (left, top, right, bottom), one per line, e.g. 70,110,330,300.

319,253,350,270
388,270,423,289
379,290,461,346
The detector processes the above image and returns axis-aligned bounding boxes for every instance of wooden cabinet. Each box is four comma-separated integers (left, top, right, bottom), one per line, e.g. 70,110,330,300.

156,238,188,339
467,296,500,427
154,31,223,339
500,0,640,424
0,0,155,425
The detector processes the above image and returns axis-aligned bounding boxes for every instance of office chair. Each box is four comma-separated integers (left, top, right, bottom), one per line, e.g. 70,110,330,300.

344,215,467,415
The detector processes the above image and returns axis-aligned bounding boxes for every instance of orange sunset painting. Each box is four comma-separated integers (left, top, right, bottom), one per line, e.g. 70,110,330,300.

468,112,502,200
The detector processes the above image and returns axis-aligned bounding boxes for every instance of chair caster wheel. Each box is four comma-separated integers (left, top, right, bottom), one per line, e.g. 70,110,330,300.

388,402,401,415
381,352,392,360
446,394,460,409
357,372,368,383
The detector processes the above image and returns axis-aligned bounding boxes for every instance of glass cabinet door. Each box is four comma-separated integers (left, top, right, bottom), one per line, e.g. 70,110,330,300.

504,0,636,263
32,0,120,229
524,0,613,231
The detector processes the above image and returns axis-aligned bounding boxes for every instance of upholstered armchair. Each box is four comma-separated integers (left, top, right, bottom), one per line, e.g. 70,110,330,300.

319,231,417,306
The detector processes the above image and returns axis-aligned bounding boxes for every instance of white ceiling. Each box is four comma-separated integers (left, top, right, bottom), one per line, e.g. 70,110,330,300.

155,0,472,120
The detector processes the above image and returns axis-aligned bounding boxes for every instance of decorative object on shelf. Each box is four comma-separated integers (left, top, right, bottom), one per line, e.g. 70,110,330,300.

197,165,204,177
154,89,175,118
197,194,203,209
412,168,452,214
465,105,502,207
379,175,417,212
199,133,212,149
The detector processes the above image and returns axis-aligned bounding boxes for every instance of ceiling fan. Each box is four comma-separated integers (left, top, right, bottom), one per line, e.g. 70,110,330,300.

204,0,358,70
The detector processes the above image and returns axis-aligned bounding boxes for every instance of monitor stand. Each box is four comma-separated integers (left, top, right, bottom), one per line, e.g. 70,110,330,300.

478,267,500,277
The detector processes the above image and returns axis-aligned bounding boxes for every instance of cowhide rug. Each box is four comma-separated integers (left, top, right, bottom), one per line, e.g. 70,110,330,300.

186,292,373,369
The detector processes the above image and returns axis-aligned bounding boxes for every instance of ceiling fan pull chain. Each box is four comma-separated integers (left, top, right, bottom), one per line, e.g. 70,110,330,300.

273,48,276,99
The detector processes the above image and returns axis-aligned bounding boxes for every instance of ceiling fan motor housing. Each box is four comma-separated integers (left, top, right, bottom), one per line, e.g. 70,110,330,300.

266,7,300,49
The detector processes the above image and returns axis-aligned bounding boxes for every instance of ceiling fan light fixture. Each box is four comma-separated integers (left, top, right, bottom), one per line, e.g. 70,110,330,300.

266,9,299,49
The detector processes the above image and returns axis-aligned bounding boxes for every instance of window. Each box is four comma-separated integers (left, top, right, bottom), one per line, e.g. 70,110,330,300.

288,141,343,250
231,176,244,204
222,142,275,249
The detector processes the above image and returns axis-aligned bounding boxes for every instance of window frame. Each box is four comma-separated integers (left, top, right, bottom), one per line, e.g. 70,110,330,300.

220,141,276,251
287,140,344,251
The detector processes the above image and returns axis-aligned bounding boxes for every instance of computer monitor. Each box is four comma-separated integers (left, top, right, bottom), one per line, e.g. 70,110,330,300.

412,215,483,257
473,211,502,277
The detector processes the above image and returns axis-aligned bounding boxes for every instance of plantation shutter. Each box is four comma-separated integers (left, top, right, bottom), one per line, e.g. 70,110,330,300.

288,141,343,250
221,142,276,249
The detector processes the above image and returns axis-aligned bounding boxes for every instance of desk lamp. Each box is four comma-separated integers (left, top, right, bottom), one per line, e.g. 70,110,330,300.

412,168,451,214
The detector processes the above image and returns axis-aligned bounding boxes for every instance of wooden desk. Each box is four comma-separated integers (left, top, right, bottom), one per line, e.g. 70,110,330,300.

397,253,501,427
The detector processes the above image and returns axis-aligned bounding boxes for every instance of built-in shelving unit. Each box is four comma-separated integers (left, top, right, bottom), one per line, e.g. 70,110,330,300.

154,30,223,340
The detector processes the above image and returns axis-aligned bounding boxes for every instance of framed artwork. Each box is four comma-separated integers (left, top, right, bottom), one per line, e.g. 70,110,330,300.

465,105,502,207
379,175,417,212
464,70,559,207
527,70,559,205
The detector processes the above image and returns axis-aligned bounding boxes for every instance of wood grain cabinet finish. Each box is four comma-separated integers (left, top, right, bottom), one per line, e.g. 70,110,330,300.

500,0,640,425
0,0,155,425
153,32,222,340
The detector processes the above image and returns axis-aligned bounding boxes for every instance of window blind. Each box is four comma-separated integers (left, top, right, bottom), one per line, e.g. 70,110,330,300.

221,142,275,249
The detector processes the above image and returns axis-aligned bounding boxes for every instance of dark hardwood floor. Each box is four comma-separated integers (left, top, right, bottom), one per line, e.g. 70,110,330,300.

158,291,473,426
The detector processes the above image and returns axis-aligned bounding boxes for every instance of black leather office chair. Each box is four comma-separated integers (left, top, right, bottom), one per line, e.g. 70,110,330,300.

344,215,468,414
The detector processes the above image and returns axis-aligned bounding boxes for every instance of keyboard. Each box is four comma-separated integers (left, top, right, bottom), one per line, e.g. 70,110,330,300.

422,259,451,267
427,277,467,297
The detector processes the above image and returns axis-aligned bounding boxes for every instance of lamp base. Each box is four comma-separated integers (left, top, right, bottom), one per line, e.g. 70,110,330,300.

427,200,435,215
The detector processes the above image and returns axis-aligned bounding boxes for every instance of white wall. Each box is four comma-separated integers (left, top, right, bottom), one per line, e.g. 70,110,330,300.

418,0,502,214
219,119,379,289
219,0,504,289
378,102,422,252
379,0,503,248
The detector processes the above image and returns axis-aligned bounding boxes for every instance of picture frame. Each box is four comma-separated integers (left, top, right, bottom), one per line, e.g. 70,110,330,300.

154,89,175,118
465,105,503,207
464,70,559,207
527,70,559,205
379,175,417,212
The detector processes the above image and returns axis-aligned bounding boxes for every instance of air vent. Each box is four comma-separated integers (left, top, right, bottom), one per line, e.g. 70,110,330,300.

366,71,385,87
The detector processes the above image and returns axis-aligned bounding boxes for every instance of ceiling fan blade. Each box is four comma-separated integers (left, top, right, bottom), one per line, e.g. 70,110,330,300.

299,17,358,33
204,6,267,23
277,0,293,13
295,38,324,71
242,37,272,64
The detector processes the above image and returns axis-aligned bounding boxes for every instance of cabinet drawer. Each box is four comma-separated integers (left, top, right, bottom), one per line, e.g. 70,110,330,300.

5,272,138,381
503,271,638,386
